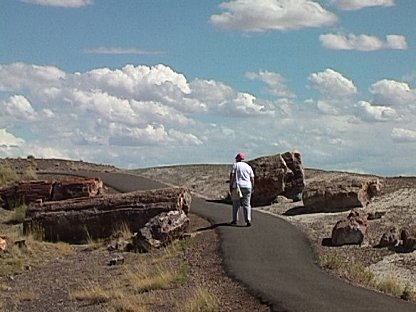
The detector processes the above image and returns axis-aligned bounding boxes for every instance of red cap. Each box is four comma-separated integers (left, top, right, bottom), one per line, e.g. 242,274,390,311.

235,152,245,160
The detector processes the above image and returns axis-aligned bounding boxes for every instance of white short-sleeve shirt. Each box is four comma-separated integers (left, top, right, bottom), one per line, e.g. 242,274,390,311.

232,161,254,189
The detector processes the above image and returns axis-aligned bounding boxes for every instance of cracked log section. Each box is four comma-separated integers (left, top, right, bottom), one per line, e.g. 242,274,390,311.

23,187,191,243
0,178,103,210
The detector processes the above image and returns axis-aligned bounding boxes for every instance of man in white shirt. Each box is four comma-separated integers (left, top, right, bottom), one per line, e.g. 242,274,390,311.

229,152,255,227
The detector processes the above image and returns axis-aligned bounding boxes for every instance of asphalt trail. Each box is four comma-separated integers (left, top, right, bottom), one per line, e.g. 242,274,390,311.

77,171,416,312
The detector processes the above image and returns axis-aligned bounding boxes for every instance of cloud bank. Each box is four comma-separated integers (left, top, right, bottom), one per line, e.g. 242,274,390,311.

1,63,416,175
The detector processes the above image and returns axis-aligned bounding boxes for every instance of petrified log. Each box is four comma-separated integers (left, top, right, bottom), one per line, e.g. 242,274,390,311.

23,187,191,243
132,210,190,252
246,151,305,205
0,181,54,209
51,177,103,201
0,177,103,210
302,180,382,213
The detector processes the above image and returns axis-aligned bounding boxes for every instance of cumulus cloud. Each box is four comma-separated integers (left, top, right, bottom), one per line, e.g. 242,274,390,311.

21,0,93,8
320,33,407,51
245,71,296,98
0,95,37,120
2,61,416,174
0,129,25,147
330,0,395,11
391,128,416,142
369,79,416,107
308,68,357,98
356,101,398,121
0,62,278,167
210,0,337,32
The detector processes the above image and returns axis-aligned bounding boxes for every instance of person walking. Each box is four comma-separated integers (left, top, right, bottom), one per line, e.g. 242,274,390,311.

229,152,254,226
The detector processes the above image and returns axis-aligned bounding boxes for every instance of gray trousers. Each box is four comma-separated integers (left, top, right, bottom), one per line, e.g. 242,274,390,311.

232,187,252,223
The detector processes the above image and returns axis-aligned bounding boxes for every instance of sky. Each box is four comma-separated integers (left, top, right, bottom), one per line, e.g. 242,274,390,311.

1,0,416,175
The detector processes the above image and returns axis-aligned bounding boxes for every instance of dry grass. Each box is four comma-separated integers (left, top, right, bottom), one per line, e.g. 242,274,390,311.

376,274,406,297
0,165,20,186
13,289,40,302
346,262,375,286
320,251,343,270
181,287,220,312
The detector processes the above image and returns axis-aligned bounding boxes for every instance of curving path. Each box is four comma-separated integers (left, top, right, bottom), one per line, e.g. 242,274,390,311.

77,171,415,312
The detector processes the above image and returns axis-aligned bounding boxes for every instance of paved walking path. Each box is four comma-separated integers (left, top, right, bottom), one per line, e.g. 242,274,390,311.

78,171,416,312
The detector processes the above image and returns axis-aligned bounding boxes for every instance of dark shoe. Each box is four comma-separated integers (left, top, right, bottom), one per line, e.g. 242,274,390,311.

246,222,251,227
230,220,237,225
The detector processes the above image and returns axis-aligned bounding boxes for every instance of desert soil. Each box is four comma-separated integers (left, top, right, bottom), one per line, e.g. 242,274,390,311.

1,158,416,311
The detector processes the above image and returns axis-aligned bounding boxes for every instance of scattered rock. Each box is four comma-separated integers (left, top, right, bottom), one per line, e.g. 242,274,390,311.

108,255,125,266
376,227,399,248
331,209,368,246
0,236,7,251
132,210,190,252
400,228,416,253
367,211,386,220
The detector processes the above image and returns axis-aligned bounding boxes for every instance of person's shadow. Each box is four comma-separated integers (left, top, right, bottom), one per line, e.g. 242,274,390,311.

196,222,247,232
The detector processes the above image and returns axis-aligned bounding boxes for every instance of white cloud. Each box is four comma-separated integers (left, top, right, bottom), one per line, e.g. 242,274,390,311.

391,128,416,142
308,68,357,98
210,0,337,32
369,79,416,107
84,47,163,55
21,0,93,8
331,0,395,11
0,63,65,95
356,101,398,121
0,95,37,120
246,71,296,98
1,62,416,175
320,33,407,51
189,79,275,116
0,129,25,147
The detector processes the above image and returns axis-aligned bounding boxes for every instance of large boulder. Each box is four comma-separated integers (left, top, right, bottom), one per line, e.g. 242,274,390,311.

247,151,305,206
331,209,368,246
302,179,381,213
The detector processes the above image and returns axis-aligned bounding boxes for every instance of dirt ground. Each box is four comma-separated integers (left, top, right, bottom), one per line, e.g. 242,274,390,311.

1,158,416,311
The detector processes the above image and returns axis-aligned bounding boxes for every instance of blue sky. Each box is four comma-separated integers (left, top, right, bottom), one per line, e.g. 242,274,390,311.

1,0,416,175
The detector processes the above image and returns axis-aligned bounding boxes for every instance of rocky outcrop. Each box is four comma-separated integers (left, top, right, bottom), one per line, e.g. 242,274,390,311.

303,180,382,213
331,209,368,246
247,151,305,205
132,210,190,252
23,187,191,243
0,177,103,209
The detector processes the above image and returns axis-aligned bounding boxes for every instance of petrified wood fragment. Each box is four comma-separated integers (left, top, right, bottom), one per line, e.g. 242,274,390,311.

23,187,191,243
